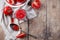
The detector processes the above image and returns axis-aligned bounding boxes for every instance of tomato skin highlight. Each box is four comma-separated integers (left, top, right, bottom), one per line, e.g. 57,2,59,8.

16,33,26,38
31,0,41,9
6,0,17,5
15,9,26,20
3,6,13,16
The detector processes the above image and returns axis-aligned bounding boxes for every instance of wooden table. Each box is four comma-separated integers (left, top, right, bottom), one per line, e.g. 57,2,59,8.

0,0,60,40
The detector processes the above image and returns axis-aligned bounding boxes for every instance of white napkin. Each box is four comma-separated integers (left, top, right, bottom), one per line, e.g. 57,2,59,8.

0,0,4,25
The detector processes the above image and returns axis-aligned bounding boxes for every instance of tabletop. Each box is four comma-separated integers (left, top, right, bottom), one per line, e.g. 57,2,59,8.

0,0,60,40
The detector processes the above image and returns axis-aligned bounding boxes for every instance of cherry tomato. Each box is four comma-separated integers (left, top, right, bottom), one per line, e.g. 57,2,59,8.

17,0,26,3
10,24,19,31
6,0,17,5
15,9,26,20
16,33,26,38
3,6,13,16
12,25,19,31
31,0,41,9
35,0,40,2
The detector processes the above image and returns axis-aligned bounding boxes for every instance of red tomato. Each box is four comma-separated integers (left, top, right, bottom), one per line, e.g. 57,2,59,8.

31,0,41,9
6,0,17,5
3,6,13,16
12,24,19,31
15,9,26,20
35,0,40,2
16,33,26,38
17,0,26,3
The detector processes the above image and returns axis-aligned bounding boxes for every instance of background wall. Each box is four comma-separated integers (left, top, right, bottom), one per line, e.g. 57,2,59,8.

0,0,60,40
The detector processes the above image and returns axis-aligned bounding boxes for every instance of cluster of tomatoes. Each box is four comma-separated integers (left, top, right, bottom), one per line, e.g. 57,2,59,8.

3,6,26,19
3,0,41,16
3,0,41,39
3,6,26,38
6,0,26,5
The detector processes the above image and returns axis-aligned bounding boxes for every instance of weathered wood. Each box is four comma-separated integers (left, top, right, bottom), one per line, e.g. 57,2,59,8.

0,26,5,40
47,0,60,40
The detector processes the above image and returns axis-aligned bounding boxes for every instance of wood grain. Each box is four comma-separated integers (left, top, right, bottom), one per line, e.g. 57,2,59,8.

47,0,60,40
0,26,5,40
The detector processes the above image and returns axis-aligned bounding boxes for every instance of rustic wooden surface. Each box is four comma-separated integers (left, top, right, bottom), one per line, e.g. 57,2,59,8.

0,0,60,40
47,0,60,40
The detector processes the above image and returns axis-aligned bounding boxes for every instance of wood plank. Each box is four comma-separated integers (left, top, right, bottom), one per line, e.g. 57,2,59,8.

29,0,47,40
0,26,5,40
47,0,60,40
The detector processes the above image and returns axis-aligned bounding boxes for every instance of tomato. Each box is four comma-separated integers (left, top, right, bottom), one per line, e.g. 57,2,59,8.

35,0,40,2
6,0,17,5
12,24,19,31
10,24,19,31
16,33,26,38
3,6,13,16
15,9,26,20
17,0,26,3
31,0,41,9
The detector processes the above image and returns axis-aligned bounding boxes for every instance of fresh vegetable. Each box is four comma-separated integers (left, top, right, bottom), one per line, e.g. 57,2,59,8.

17,0,26,3
31,0,41,9
10,24,19,31
3,6,13,15
16,32,26,38
6,0,17,5
15,9,26,20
